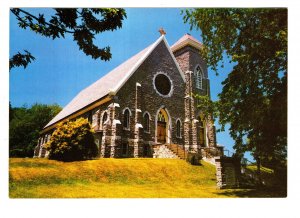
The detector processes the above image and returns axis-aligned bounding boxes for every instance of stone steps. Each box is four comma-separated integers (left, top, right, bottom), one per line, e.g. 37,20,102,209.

165,143,186,159
153,144,179,159
202,157,216,165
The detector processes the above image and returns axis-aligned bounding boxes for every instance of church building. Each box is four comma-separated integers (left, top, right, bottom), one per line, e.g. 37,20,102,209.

34,30,223,160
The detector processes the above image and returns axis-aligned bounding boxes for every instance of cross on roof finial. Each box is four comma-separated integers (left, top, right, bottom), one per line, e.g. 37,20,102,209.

158,27,166,36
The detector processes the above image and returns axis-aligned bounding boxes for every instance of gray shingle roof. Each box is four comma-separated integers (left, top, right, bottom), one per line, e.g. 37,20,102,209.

44,36,164,129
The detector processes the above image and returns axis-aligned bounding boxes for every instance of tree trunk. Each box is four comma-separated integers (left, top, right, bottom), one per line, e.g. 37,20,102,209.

256,156,263,187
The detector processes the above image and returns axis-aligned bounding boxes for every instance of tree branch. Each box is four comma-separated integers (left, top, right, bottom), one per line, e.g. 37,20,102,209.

11,8,75,34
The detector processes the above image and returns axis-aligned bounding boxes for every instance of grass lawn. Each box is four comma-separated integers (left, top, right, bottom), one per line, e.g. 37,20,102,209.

246,165,274,174
9,158,284,198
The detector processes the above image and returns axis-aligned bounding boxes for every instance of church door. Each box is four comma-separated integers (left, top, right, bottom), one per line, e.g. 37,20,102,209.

157,121,166,143
157,110,168,144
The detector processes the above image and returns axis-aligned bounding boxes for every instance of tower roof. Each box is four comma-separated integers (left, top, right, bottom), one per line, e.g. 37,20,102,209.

171,33,203,52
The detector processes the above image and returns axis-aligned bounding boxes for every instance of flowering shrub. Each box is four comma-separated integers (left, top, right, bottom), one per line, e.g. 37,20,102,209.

45,118,98,161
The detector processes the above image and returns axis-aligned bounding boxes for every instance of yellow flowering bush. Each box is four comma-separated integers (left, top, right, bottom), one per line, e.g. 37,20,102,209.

45,118,98,161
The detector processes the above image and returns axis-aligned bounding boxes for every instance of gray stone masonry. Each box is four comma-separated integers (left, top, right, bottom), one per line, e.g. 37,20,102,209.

174,44,216,152
100,107,110,157
184,71,191,150
207,115,216,147
215,156,241,189
133,83,142,157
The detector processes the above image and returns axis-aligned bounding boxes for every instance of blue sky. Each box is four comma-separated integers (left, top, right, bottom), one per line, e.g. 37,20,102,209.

9,8,238,157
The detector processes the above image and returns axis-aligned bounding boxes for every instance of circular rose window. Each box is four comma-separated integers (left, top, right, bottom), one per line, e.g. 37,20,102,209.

154,73,172,96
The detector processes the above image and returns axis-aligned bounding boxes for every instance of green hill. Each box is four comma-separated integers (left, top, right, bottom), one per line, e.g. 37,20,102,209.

9,158,284,198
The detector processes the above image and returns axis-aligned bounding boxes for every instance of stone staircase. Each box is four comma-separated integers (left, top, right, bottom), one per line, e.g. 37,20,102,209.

202,157,216,165
165,143,187,160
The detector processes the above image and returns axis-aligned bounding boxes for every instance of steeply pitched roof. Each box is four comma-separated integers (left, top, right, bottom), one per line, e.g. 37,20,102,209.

44,35,185,129
171,33,203,52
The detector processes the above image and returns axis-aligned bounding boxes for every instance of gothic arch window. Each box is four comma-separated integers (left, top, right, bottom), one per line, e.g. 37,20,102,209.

176,119,182,138
123,108,131,130
143,112,150,133
102,112,108,126
97,111,101,127
157,111,166,122
195,65,203,90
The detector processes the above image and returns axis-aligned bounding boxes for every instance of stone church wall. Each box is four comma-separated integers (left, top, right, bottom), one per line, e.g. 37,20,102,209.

36,36,217,159
215,156,241,189
115,40,186,156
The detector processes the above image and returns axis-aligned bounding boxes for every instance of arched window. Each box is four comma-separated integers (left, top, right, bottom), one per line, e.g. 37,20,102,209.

199,118,206,147
176,119,181,138
102,112,108,126
143,113,150,133
123,109,130,129
97,112,101,127
157,111,166,122
195,66,203,89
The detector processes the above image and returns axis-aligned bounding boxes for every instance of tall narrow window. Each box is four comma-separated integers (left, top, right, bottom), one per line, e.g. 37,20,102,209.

176,120,181,138
199,119,206,147
87,111,93,123
195,66,203,89
123,109,130,129
102,112,108,126
97,111,101,127
144,113,150,133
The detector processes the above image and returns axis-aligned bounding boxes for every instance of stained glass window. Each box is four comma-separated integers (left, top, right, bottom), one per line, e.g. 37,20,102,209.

195,66,203,89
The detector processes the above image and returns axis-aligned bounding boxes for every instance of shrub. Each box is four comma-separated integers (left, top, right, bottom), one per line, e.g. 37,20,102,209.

186,152,202,165
45,118,98,161
9,149,26,157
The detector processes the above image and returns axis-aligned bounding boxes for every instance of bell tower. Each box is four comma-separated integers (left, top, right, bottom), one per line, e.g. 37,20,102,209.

171,34,216,151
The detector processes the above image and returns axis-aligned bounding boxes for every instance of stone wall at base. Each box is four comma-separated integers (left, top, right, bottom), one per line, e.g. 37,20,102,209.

215,156,241,189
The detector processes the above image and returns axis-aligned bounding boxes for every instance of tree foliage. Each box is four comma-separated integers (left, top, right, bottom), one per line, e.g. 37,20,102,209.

184,9,287,177
193,94,218,120
45,118,98,162
10,8,127,70
9,103,62,157
9,50,35,71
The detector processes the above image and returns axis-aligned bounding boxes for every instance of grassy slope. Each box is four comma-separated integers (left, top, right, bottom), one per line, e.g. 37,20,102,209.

246,165,274,174
9,158,283,198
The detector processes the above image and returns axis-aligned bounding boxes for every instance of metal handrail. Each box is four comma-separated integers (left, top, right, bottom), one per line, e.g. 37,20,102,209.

166,135,186,160
219,148,272,174
202,147,218,158
223,149,234,157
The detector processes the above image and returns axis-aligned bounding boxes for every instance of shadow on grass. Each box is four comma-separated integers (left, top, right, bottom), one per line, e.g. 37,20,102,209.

215,187,287,198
